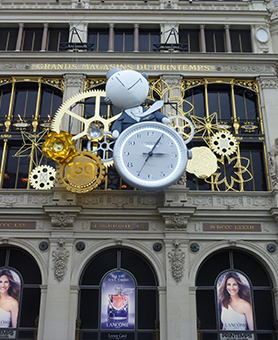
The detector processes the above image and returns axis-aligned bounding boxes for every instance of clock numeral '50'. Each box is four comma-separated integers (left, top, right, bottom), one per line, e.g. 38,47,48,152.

68,162,95,174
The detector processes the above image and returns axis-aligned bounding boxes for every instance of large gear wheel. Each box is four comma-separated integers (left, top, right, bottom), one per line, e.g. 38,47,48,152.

169,115,194,144
87,131,115,168
29,165,57,190
52,90,121,141
57,150,105,193
210,131,237,156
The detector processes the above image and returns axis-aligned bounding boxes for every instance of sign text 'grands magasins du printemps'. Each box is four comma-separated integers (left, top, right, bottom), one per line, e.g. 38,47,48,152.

32,63,215,72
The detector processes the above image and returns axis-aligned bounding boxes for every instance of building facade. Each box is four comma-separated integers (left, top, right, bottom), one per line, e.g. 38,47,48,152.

0,0,278,340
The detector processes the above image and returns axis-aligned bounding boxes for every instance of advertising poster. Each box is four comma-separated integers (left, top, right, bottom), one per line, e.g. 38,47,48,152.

101,271,135,330
0,268,21,339
217,271,254,339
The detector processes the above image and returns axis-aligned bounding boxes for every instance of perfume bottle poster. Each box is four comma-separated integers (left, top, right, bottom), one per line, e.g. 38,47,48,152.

101,271,135,330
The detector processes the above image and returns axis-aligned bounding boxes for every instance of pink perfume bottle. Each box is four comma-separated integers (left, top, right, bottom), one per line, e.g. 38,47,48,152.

108,285,129,320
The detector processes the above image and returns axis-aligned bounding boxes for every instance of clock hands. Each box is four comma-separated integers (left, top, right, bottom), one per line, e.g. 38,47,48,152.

142,152,168,156
137,134,164,177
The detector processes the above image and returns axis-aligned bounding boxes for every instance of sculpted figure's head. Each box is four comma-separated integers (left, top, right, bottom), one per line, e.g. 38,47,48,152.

105,68,149,110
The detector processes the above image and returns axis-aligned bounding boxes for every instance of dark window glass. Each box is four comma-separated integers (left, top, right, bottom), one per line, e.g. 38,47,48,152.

79,289,99,329
138,333,156,340
40,84,63,120
121,250,156,286
180,29,200,52
9,248,42,284
0,27,18,51
12,83,38,120
207,85,232,122
81,250,117,285
184,87,205,119
196,290,217,329
19,288,40,327
22,28,43,51
196,252,230,286
88,29,109,52
139,29,160,52
47,27,69,51
205,30,225,52
234,87,259,123
230,30,252,53
0,85,11,118
114,29,134,52
138,290,157,329
254,290,274,330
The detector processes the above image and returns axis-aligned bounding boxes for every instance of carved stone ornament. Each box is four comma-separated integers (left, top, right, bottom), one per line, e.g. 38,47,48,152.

168,239,185,283
52,238,70,282
268,138,278,189
165,214,187,229
51,211,75,229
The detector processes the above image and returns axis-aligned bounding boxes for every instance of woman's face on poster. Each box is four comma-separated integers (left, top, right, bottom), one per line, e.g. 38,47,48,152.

226,278,239,296
0,275,10,294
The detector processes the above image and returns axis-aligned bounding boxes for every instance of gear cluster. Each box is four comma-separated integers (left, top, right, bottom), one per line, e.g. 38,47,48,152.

29,165,57,190
210,131,237,156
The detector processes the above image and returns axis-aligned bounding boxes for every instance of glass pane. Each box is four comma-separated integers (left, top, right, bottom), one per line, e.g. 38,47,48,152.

48,28,69,51
125,32,134,52
13,83,38,120
233,251,270,286
81,250,117,285
80,289,99,329
9,249,42,284
139,33,150,52
253,290,274,330
121,250,156,286
0,28,18,51
19,288,40,327
82,332,98,340
22,28,43,51
138,333,156,340
196,290,217,329
98,31,109,52
201,333,218,340
196,251,230,286
40,85,63,119
114,31,124,52
138,290,157,329
257,334,275,340
0,86,11,118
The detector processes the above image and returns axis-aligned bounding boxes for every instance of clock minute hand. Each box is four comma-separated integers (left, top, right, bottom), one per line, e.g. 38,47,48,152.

137,134,164,177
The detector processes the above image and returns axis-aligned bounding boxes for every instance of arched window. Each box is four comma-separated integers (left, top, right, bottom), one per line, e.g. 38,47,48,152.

0,247,41,339
196,249,275,340
79,248,159,340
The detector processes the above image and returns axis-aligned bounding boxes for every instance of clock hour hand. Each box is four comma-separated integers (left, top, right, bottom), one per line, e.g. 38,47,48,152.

137,134,163,176
142,152,167,156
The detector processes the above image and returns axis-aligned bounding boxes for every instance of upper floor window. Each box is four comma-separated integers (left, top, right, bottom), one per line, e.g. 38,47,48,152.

47,27,69,51
0,27,18,51
139,28,160,52
230,29,252,52
88,27,109,52
179,29,200,52
22,27,43,51
114,28,134,52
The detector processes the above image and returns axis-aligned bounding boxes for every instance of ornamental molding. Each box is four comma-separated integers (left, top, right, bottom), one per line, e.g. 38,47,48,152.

44,206,82,230
257,76,278,89
216,63,275,74
168,239,185,284
63,74,86,88
158,207,195,230
268,139,278,189
52,238,70,283
50,212,75,230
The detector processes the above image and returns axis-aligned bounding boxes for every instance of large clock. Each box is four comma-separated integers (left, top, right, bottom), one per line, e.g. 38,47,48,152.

113,121,190,190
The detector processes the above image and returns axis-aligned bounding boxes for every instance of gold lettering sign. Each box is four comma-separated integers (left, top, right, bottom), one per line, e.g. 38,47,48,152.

0,221,36,229
32,63,214,72
203,223,261,232
91,222,149,230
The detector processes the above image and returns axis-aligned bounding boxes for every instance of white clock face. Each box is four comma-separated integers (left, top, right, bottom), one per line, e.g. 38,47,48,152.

113,122,188,190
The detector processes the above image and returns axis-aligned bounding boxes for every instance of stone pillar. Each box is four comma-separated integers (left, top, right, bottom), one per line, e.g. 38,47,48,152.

158,286,167,340
108,23,114,52
40,23,49,52
134,24,139,52
15,23,24,51
224,25,232,53
199,25,206,53
37,285,47,340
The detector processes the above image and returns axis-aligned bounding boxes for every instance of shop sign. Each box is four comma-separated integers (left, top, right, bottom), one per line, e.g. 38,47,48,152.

91,222,148,231
203,223,261,232
101,271,135,330
220,332,254,340
0,330,16,339
0,222,36,229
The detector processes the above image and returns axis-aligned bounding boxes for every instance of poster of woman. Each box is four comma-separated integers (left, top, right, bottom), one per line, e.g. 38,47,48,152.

217,271,254,331
0,269,20,329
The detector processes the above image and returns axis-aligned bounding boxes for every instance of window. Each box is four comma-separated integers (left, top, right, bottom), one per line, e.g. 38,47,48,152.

79,249,159,340
114,28,134,52
230,30,252,53
47,27,69,51
22,27,43,51
0,247,41,340
183,79,268,191
196,250,275,340
205,29,226,52
179,29,200,52
139,28,160,52
0,27,18,51
0,78,63,189
88,28,109,52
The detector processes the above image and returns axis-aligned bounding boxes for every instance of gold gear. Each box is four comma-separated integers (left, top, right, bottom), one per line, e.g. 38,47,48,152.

169,115,194,144
57,150,106,193
210,131,237,156
52,90,121,141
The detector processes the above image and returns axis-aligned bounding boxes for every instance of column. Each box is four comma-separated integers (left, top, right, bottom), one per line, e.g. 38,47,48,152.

40,23,49,52
108,23,114,52
224,25,232,53
134,24,139,52
199,25,206,53
15,23,24,51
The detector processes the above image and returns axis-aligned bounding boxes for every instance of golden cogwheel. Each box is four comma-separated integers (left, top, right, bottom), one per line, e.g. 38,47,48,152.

169,115,194,144
42,131,76,163
57,150,105,193
52,90,121,141
210,131,237,156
